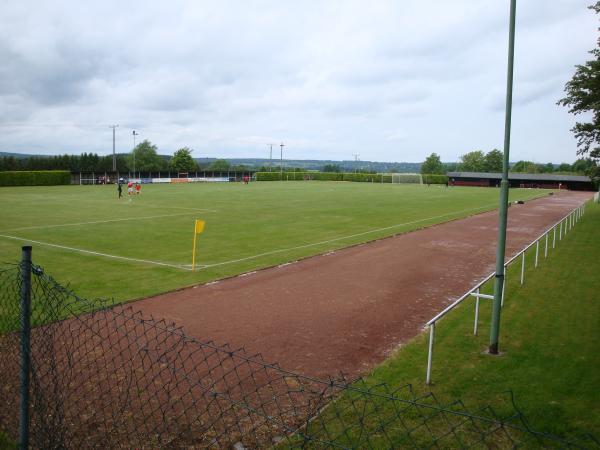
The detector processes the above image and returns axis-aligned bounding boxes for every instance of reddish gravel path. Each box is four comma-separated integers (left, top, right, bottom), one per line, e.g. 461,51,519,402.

133,191,592,379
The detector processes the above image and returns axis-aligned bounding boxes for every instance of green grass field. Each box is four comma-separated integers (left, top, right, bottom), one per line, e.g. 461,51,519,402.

295,201,600,446
0,182,549,301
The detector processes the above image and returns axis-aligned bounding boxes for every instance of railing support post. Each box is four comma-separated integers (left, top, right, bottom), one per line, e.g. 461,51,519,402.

559,221,563,240
520,251,525,285
474,288,480,335
535,240,539,268
501,272,506,306
553,225,556,248
19,246,32,450
426,323,435,385
569,213,572,230
544,233,548,258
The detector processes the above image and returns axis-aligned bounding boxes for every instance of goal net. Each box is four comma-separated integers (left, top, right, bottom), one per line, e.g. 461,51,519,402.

391,173,423,184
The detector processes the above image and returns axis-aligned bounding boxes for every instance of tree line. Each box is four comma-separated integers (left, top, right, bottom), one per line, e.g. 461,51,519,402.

0,141,249,173
420,150,597,176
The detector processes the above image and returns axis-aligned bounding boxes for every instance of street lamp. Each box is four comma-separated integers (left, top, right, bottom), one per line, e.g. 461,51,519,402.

132,130,139,178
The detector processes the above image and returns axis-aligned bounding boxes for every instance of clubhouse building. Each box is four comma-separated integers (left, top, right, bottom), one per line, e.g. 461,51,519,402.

447,172,594,191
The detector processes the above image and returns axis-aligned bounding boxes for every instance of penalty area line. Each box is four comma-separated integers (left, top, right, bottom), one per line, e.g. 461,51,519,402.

0,234,191,271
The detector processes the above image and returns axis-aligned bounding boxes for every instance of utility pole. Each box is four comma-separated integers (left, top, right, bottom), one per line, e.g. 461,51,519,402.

109,125,119,172
132,130,139,178
268,144,273,171
489,0,517,355
280,142,285,180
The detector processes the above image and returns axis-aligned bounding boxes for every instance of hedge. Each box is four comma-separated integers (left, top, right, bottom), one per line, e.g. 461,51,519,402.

0,171,71,187
422,174,449,185
255,172,439,184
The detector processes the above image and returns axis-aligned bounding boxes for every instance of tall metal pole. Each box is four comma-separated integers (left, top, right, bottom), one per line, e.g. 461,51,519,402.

352,154,360,173
489,0,517,355
109,125,119,172
19,246,32,450
269,144,273,172
280,142,284,180
132,130,139,178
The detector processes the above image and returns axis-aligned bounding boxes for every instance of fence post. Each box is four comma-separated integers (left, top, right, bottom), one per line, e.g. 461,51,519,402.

426,323,435,384
535,240,539,268
559,221,563,240
568,213,572,230
19,246,32,450
473,288,480,335
544,233,548,258
520,251,525,285
553,225,556,248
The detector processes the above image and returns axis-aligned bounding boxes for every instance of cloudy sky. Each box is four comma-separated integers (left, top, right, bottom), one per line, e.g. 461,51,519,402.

0,0,597,163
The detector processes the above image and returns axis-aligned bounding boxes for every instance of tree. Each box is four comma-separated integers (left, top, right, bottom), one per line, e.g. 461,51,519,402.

484,149,503,172
458,150,486,172
558,2,600,181
128,140,165,172
542,162,555,173
511,160,533,173
420,153,444,174
208,159,230,171
323,164,341,172
557,163,573,173
170,147,197,172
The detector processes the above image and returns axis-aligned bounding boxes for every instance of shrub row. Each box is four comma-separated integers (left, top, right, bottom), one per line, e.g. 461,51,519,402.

256,172,389,182
0,170,71,187
256,172,448,184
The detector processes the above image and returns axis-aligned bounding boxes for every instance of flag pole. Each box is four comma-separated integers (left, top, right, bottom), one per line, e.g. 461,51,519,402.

192,222,198,271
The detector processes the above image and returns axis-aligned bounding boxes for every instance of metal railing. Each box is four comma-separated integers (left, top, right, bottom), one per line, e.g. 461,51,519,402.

425,200,588,384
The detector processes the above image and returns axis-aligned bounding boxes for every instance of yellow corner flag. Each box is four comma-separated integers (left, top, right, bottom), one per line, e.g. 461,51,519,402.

192,219,205,271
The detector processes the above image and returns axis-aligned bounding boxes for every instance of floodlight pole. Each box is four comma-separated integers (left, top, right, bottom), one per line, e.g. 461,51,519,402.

489,0,517,355
109,125,119,172
132,130,139,178
280,142,284,180
269,144,273,171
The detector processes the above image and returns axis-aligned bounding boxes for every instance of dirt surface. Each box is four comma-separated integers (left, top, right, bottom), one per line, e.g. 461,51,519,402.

133,191,592,379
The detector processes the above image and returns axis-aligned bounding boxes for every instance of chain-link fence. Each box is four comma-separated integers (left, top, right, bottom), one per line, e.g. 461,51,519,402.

1,253,598,449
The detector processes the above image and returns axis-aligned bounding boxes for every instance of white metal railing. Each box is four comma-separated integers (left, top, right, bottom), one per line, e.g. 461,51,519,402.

425,200,589,384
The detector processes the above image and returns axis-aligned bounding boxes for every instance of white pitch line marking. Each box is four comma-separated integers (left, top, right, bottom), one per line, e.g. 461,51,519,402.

197,202,503,269
1,210,215,232
0,234,190,271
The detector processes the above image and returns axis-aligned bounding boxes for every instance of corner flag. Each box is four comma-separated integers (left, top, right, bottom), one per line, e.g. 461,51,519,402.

192,219,205,271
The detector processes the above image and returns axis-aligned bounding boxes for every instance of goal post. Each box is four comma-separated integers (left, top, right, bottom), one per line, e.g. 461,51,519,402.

390,173,423,184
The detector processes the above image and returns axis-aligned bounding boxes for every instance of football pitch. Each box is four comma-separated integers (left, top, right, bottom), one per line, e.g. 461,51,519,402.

0,182,550,301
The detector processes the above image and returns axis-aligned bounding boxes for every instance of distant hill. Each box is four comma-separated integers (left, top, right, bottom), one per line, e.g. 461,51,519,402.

0,151,434,173
194,157,423,173
0,151,45,158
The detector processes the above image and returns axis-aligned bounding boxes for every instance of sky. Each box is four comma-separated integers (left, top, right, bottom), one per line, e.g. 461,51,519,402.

0,1,597,163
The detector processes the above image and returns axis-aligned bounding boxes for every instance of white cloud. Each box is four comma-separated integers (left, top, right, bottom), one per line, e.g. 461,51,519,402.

0,0,597,163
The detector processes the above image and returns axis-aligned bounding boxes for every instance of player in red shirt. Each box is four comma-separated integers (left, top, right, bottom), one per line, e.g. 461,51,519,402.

127,181,133,195
135,183,141,195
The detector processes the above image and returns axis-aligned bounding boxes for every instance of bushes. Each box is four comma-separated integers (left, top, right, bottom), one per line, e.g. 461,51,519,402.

0,171,71,187
256,172,385,182
256,172,447,184
422,174,449,185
